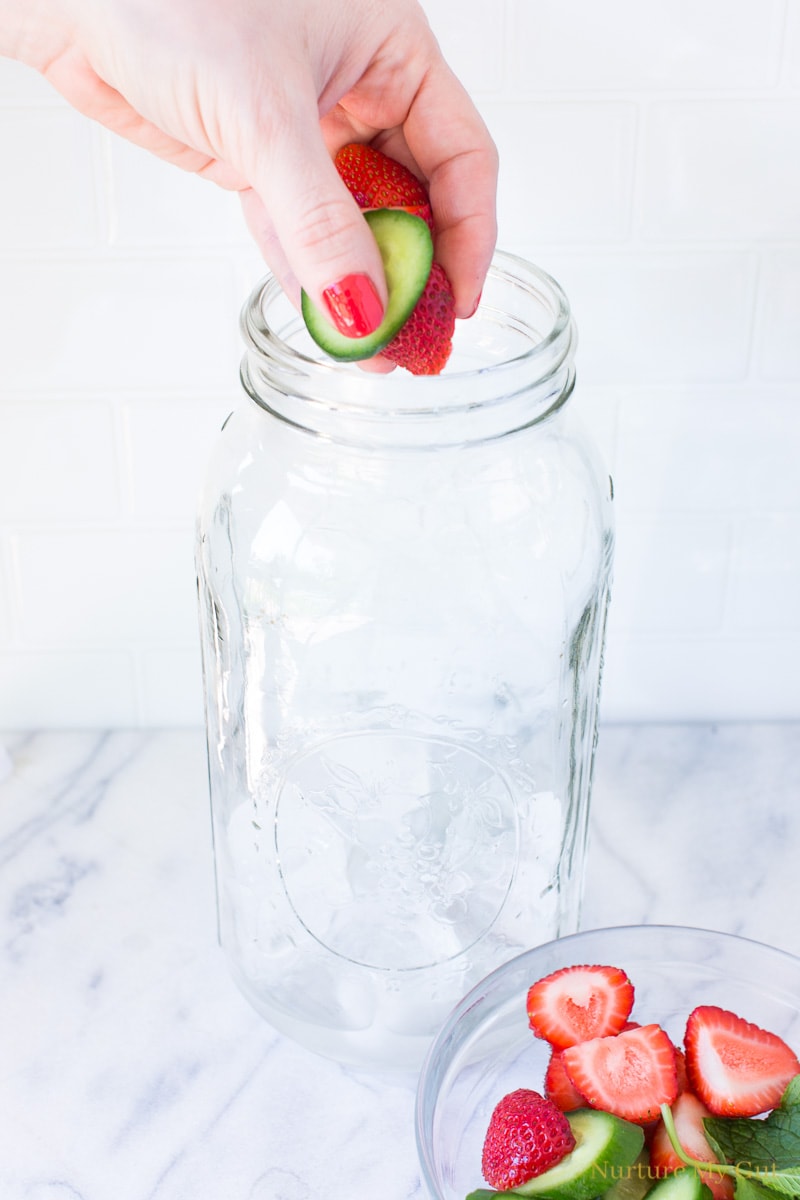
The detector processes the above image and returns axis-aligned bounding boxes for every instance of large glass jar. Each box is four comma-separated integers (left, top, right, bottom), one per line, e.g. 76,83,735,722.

196,254,614,1070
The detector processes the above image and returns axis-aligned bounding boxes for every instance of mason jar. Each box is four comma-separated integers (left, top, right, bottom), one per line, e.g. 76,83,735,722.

195,254,614,1070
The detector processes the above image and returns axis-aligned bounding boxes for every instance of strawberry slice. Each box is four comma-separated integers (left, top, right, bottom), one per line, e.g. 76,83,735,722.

335,143,430,212
381,263,455,375
526,964,635,1049
394,202,435,232
561,1023,679,1124
684,1005,800,1117
673,1045,689,1095
650,1091,734,1200
544,1047,587,1112
481,1088,576,1192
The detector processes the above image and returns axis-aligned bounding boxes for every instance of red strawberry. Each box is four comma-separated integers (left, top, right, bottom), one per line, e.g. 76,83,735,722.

335,142,430,213
673,1045,690,1095
545,1047,587,1112
684,1005,800,1117
334,142,453,374
561,1023,679,1124
636,1038,685,1150
526,964,635,1049
381,263,455,375
481,1088,576,1192
650,1091,734,1200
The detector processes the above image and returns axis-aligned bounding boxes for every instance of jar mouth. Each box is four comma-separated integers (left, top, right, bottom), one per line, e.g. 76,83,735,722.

240,252,576,443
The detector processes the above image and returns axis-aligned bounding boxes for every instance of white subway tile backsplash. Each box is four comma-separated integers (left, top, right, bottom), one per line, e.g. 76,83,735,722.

138,646,204,726
510,0,784,92
0,59,66,106
0,545,12,647
420,0,506,94
12,528,198,649
121,396,236,524
641,102,800,241
0,110,101,248
570,387,620,475
755,250,800,380
727,515,800,631
608,515,731,635
484,101,636,244
613,388,800,515
782,0,800,89
0,258,240,393
232,247,275,308
540,252,757,385
742,395,800,511
0,651,137,727
0,399,120,523
602,634,800,721
108,138,247,248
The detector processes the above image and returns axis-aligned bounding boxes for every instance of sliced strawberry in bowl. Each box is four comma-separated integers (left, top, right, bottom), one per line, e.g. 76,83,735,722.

673,1045,689,1095
526,964,635,1049
561,1023,679,1125
650,1090,734,1200
481,1088,576,1192
544,1047,588,1113
684,1005,800,1117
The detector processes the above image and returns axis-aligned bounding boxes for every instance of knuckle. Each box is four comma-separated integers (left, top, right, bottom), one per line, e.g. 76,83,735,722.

291,192,360,259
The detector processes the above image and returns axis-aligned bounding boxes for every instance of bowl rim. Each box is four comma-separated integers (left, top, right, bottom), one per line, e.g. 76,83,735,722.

414,922,800,1200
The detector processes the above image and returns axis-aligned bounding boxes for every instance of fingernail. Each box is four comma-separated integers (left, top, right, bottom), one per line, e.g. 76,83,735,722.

468,290,483,318
322,274,384,338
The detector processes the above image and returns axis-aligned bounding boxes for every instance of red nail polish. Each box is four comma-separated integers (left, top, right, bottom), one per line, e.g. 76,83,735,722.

322,274,384,338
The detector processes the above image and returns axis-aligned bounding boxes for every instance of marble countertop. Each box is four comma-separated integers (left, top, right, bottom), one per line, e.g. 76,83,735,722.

2,723,799,1200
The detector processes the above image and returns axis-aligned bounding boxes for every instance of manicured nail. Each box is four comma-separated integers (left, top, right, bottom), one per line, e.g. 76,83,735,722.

322,274,384,338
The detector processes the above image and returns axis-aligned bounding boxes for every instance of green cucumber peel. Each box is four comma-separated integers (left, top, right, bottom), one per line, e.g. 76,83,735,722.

500,1109,644,1200
644,1170,714,1200
300,208,433,362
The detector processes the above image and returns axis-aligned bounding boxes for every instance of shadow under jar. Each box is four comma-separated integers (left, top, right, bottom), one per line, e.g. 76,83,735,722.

195,253,614,1071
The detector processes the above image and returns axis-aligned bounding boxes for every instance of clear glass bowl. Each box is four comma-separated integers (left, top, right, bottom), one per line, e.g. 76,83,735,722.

415,924,800,1200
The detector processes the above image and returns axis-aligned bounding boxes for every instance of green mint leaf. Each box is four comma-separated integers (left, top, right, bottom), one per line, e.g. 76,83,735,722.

740,1169,800,1197
781,1077,800,1112
661,1098,800,1199
735,1175,791,1200
465,1191,500,1200
704,1110,800,1171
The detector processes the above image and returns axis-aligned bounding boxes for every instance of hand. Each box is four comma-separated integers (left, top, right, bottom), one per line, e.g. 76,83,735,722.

6,0,497,336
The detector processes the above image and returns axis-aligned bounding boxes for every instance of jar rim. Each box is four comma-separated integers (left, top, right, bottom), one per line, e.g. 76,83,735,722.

239,252,577,442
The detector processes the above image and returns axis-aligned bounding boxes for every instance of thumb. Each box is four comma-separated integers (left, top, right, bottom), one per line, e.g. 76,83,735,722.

244,111,387,340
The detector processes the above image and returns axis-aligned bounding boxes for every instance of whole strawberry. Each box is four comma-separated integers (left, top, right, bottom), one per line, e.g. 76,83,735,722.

481,1088,576,1192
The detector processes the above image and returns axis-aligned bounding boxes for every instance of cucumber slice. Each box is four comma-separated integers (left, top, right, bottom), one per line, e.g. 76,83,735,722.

301,208,433,361
643,1170,714,1200
603,1151,653,1200
512,1108,645,1200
